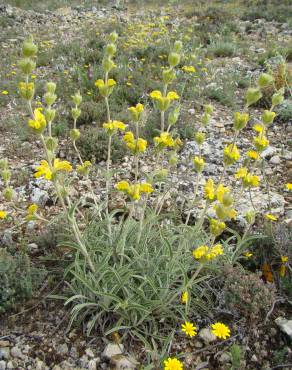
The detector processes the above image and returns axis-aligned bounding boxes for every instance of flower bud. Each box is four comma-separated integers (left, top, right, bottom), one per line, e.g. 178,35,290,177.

71,108,81,120
3,187,15,202
173,40,183,53
201,112,210,126
168,106,180,126
0,158,8,171
204,104,214,115
222,192,233,207
109,31,118,43
46,82,56,94
19,58,36,75
258,73,274,88
102,57,115,72
245,88,262,107
245,210,256,224
215,204,228,220
168,153,178,166
272,90,284,107
45,136,58,152
105,43,117,56
155,169,168,181
195,131,205,145
70,128,81,141
233,112,249,131
45,108,56,122
44,92,57,106
72,92,82,106
262,110,276,126
22,39,38,58
162,68,176,84
1,169,11,183
168,52,181,67
193,156,205,173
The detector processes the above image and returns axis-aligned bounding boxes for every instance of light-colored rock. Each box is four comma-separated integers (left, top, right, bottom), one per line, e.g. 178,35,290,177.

219,352,231,364
269,155,281,165
102,343,124,359
0,360,6,370
198,328,217,344
85,348,95,358
110,354,137,369
275,317,292,338
10,346,23,359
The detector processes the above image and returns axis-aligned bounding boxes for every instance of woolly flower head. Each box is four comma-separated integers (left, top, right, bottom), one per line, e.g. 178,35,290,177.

34,159,72,181
204,178,215,201
128,103,144,121
28,108,46,134
193,244,223,261
154,132,175,148
103,120,126,134
115,181,153,200
150,90,179,111
223,144,240,166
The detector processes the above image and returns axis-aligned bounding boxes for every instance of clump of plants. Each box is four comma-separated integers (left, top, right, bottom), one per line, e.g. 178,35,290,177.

0,30,290,369
0,248,45,314
223,265,276,325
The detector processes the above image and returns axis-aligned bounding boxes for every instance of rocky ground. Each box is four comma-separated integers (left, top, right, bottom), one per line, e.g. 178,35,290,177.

0,1,292,369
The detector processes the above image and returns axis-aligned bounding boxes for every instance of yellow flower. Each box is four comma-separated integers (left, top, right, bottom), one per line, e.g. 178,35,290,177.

34,159,72,181
265,213,277,221
95,78,116,97
246,150,259,160
182,65,196,73
28,108,47,133
211,322,231,339
150,90,179,111
244,251,253,258
193,156,205,173
128,103,144,121
210,218,226,236
115,181,130,191
27,204,38,215
19,82,34,100
154,132,175,148
253,136,269,152
163,357,183,370
286,183,292,191
205,244,224,260
0,210,7,219
103,120,126,134
1,90,8,95
34,160,52,180
123,132,147,153
139,182,154,193
77,160,92,176
167,91,179,100
181,291,188,304
193,245,209,260
182,321,197,338
242,173,260,188
216,184,230,203
235,167,248,179
253,123,264,133
281,256,288,263
223,144,240,166
204,178,215,201
53,158,72,172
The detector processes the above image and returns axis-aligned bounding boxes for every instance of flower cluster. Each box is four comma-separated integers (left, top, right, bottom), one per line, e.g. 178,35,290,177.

193,243,223,261
34,159,72,181
115,180,153,200
103,120,126,134
123,131,147,154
